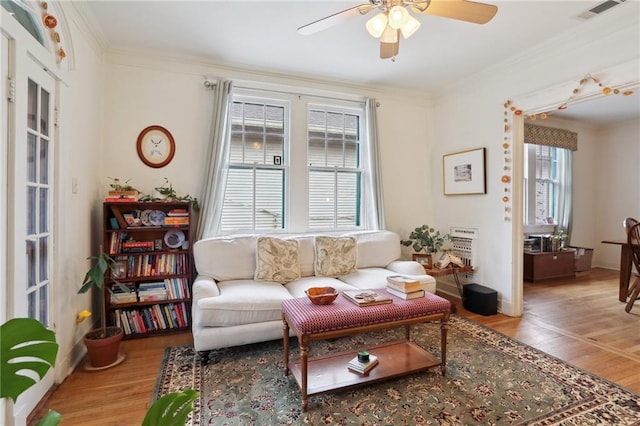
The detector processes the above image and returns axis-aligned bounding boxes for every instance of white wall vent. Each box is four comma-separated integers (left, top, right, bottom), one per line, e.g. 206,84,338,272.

450,226,478,278
577,0,626,20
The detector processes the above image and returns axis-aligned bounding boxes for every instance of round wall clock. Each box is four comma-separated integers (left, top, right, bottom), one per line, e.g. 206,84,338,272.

136,125,176,168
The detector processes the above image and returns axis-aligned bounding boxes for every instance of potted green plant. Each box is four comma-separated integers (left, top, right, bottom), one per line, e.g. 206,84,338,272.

401,225,451,269
78,250,126,369
107,177,139,198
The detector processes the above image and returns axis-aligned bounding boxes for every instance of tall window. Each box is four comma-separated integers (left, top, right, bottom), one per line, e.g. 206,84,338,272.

524,144,565,225
221,100,286,231
308,108,361,229
219,92,368,233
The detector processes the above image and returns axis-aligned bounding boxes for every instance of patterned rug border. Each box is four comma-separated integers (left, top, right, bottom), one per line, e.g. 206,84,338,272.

152,315,640,425
449,315,640,396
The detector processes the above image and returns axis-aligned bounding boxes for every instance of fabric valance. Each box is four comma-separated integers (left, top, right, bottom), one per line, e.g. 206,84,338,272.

524,123,577,151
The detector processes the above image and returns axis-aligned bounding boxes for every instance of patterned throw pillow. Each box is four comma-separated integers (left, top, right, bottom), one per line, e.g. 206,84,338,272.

314,236,357,277
255,236,301,283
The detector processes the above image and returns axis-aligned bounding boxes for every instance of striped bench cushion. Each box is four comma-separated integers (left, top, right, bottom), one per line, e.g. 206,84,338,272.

282,289,451,335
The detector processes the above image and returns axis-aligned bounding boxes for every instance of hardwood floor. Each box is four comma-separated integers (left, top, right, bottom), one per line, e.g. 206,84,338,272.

30,268,639,425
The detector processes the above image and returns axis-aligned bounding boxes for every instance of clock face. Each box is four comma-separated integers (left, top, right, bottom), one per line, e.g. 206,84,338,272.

136,125,175,168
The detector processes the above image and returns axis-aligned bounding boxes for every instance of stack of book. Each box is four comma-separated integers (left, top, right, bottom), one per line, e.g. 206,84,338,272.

138,282,168,302
347,354,379,375
110,286,137,304
164,208,189,226
386,275,425,300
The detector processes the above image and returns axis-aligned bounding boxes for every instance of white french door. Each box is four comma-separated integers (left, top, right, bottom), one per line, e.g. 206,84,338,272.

7,55,57,426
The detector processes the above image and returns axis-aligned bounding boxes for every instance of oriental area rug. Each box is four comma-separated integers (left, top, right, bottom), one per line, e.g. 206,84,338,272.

152,316,640,425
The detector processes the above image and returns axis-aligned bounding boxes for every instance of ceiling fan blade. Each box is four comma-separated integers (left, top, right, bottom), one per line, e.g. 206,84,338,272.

298,4,374,36
380,40,399,59
412,0,498,24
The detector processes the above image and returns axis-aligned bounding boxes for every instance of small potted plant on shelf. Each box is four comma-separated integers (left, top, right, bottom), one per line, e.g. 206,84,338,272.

401,225,451,269
77,249,127,370
107,177,139,198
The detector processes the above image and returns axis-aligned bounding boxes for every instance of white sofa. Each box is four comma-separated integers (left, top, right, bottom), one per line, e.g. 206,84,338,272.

191,230,436,355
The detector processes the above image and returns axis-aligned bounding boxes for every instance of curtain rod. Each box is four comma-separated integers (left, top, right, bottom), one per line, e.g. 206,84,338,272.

202,79,367,106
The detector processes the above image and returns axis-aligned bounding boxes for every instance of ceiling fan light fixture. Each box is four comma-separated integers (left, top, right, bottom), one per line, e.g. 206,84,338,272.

366,12,388,38
400,14,421,38
380,25,399,43
387,5,409,29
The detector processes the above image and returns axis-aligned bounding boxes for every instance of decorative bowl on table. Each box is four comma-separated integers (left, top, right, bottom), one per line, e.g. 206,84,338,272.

305,287,338,305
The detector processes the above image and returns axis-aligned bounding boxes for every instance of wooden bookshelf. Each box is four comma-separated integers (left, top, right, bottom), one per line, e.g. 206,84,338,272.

103,201,194,338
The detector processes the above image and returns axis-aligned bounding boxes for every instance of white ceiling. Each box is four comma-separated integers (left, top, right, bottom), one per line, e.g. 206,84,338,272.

80,0,639,123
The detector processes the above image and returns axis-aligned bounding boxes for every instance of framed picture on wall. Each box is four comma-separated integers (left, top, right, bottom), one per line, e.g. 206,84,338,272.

443,147,487,195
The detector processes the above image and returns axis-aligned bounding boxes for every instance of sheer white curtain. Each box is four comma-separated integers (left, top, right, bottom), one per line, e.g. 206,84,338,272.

196,80,234,239
556,148,573,241
364,98,385,230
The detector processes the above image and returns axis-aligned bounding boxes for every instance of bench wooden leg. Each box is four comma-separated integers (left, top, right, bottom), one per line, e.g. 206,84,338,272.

283,318,290,375
300,336,309,412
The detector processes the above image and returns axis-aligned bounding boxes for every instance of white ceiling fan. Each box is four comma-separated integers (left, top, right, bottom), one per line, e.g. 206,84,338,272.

298,0,498,60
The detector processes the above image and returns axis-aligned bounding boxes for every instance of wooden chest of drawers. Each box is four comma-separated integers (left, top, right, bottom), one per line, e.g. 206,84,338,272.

523,251,575,282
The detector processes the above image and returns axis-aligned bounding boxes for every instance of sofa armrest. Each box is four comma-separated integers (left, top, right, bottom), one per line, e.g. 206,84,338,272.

386,260,428,276
192,275,221,300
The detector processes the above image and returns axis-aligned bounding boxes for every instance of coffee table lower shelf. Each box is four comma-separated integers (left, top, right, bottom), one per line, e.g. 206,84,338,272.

288,340,441,397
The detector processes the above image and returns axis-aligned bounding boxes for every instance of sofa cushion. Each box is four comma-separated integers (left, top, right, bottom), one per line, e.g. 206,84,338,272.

194,235,257,281
196,280,292,327
254,236,301,283
314,235,357,277
347,230,401,269
296,236,316,277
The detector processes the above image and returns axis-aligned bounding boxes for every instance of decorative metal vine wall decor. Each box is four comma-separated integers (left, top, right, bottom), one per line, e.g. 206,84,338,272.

501,74,635,222
40,1,66,62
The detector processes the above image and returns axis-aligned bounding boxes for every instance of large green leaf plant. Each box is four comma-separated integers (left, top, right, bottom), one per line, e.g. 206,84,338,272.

0,318,61,425
1,317,198,425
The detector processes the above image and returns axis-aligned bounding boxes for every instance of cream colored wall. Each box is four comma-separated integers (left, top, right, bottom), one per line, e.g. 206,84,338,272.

595,119,640,269
53,6,105,380
101,54,435,245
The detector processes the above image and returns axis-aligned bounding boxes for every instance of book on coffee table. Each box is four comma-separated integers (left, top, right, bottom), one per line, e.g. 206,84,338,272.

386,275,422,293
347,354,379,375
386,286,425,300
342,289,392,307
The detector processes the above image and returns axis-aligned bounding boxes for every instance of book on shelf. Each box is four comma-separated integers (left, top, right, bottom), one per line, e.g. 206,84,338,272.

347,354,379,375
386,286,425,300
164,216,189,226
104,196,137,202
386,275,422,293
167,208,189,217
342,289,392,307
110,286,137,304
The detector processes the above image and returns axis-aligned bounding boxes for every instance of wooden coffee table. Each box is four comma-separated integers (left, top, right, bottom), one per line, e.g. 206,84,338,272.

281,290,451,411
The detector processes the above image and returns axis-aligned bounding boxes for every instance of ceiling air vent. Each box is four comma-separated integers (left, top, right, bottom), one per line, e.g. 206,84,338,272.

577,0,626,20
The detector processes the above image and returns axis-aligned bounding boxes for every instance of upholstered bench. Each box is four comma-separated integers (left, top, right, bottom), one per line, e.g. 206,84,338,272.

282,290,452,411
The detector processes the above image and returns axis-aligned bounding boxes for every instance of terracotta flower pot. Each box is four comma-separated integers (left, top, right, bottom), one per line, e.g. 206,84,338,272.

83,326,124,368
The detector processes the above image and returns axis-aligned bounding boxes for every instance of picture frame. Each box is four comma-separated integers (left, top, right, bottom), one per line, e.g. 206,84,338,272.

412,253,433,269
443,147,487,195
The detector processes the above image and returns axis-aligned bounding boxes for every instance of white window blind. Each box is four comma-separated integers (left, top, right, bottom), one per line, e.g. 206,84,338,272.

219,91,368,234
221,100,286,232
308,108,361,229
